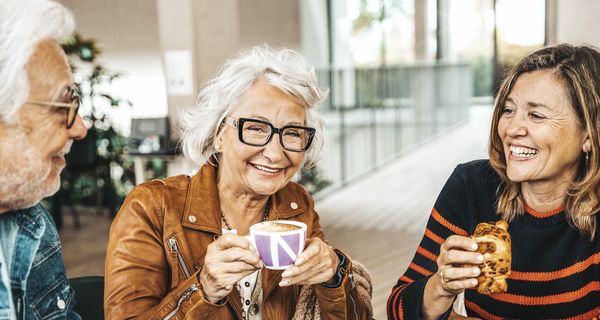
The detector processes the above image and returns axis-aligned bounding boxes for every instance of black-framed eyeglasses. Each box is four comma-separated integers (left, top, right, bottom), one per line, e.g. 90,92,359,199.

27,88,80,129
223,117,316,152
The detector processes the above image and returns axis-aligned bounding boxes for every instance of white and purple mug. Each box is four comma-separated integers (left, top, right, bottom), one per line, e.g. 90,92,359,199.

249,220,307,270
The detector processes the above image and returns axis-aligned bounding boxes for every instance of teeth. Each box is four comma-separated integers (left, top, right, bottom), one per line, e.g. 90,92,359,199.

510,146,538,157
253,164,280,173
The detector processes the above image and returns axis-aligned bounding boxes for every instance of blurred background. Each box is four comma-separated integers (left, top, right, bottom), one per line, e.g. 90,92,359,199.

49,0,599,318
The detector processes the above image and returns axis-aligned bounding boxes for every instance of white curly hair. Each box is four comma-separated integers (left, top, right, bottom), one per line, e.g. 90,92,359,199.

179,45,327,168
0,0,75,122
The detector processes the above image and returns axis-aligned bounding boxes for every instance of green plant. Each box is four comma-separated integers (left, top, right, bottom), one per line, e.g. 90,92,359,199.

51,33,136,224
298,166,331,195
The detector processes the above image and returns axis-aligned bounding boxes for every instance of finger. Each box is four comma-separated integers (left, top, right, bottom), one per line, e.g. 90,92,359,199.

281,255,333,286
443,266,481,281
440,249,484,266
294,238,321,266
442,235,478,252
280,266,321,286
222,247,262,268
443,277,479,292
219,261,261,274
214,234,253,251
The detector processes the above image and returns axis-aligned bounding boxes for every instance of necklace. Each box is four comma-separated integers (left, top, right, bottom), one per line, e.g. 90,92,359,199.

220,198,271,230
219,199,270,320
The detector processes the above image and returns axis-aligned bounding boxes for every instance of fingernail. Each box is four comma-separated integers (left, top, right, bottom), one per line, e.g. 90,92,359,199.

477,254,484,262
470,279,478,286
295,258,304,265
471,243,478,250
279,280,290,287
472,268,480,275
281,270,292,277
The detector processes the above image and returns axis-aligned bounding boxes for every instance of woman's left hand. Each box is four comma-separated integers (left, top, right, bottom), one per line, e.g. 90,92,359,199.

279,237,340,287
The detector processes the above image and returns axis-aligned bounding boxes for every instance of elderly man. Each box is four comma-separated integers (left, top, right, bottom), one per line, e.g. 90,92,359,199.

0,0,86,318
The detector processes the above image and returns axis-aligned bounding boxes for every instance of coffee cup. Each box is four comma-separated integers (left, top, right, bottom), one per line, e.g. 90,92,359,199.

249,220,307,270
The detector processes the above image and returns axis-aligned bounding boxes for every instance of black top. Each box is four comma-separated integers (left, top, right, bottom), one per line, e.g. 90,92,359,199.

387,160,599,319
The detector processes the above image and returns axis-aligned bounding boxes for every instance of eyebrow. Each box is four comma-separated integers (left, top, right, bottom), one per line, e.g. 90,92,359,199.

505,97,551,110
250,115,304,126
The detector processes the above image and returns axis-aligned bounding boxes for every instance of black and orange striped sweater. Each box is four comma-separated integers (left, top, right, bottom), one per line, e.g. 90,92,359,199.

387,160,599,319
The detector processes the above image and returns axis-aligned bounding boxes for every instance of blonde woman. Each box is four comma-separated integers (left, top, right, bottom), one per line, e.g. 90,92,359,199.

388,44,600,319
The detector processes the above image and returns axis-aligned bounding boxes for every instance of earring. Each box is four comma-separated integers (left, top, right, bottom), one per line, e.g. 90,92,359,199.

215,144,222,152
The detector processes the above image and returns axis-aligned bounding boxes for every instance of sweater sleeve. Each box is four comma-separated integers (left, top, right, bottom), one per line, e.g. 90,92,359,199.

387,164,472,320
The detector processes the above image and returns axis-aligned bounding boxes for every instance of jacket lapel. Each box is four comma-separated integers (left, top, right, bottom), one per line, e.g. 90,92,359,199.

181,164,222,235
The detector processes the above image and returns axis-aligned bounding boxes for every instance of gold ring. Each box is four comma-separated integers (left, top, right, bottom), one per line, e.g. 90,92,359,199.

439,268,450,283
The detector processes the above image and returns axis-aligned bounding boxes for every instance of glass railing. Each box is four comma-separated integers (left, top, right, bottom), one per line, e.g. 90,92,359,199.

310,62,472,196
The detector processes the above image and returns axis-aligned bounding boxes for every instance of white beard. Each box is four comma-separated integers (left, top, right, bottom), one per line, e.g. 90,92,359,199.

0,126,68,211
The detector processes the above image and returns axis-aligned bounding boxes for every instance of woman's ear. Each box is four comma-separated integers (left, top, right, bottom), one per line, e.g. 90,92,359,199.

215,135,223,151
583,137,592,153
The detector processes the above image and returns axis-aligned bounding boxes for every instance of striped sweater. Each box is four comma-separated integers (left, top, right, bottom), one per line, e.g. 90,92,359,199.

387,160,599,319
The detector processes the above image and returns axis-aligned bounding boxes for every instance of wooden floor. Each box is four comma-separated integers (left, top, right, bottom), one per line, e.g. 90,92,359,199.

59,106,492,319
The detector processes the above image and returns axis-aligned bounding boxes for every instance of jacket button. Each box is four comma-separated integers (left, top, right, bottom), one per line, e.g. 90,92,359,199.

57,298,66,310
290,202,298,210
188,215,197,223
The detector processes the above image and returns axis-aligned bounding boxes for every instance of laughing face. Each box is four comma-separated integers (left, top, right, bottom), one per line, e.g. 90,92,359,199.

497,70,590,186
216,79,306,197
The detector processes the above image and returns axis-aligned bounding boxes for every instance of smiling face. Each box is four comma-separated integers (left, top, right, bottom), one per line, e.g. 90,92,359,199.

216,79,307,197
497,70,590,187
0,39,87,211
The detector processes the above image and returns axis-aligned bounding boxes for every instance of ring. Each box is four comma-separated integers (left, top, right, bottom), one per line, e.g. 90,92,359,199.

439,268,450,283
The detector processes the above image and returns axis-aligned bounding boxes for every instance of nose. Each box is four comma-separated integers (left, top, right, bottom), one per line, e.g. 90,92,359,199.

262,132,286,161
68,115,88,140
504,114,527,138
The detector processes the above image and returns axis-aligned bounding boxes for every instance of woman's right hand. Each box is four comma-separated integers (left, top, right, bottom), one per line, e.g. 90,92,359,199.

199,233,263,304
422,235,484,319
435,235,484,295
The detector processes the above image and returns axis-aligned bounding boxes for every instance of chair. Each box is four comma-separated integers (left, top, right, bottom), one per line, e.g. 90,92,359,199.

69,276,104,320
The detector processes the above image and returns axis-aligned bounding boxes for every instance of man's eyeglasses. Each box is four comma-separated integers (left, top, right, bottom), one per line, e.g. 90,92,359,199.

27,89,81,129
223,117,316,152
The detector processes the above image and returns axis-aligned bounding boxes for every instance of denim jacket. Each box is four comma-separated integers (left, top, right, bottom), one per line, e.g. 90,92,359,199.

0,204,80,320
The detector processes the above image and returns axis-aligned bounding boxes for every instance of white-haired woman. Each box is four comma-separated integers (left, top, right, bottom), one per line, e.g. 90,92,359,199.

104,46,372,319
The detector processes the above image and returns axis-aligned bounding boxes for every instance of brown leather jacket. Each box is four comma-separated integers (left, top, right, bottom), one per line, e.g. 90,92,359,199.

104,164,369,319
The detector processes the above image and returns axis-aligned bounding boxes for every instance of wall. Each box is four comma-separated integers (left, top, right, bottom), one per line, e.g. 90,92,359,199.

551,0,600,46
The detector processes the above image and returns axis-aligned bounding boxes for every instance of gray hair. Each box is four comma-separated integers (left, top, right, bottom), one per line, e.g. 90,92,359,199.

180,45,327,168
0,0,75,122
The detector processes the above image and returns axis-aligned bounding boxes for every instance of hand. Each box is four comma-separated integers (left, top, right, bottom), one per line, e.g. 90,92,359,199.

449,310,482,320
434,235,483,297
279,237,340,287
199,233,262,303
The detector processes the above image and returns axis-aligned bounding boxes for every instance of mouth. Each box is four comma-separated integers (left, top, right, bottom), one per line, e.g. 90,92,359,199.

51,141,73,163
250,163,284,174
509,145,539,160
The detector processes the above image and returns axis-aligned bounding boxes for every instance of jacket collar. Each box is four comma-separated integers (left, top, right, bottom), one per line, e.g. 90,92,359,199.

181,163,308,234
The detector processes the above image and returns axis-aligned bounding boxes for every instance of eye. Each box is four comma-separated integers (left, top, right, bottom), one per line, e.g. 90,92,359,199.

284,129,302,138
501,106,514,116
529,112,546,120
247,125,267,133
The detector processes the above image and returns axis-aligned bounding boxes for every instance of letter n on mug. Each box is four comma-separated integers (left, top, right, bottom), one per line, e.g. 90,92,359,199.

250,221,307,270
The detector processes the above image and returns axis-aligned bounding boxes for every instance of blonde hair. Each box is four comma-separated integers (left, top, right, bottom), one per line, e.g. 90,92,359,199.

179,45,327,168
0,0,75,122
489,43,600,240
